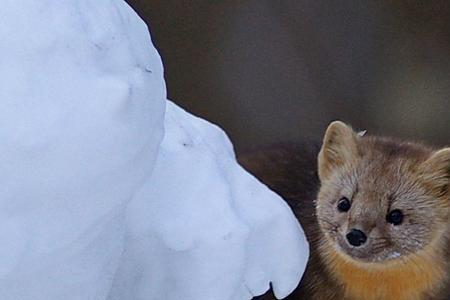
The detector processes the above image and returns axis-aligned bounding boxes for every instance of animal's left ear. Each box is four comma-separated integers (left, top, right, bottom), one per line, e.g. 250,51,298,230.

318,121,360,182
420,148,450,197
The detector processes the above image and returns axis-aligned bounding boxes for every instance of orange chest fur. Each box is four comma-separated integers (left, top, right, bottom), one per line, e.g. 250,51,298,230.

323,247,446,300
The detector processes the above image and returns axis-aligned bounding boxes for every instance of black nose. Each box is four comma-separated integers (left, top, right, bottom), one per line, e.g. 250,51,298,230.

346,229,367,247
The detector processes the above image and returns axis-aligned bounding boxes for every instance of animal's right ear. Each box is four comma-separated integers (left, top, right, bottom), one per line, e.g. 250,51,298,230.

419,148,450,197
318,121,359,181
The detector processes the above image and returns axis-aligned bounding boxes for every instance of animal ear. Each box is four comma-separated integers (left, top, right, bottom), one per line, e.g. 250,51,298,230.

318,121,359,181
420,148,450,197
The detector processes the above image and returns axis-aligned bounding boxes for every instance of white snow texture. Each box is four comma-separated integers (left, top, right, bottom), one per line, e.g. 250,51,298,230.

0,1,309,299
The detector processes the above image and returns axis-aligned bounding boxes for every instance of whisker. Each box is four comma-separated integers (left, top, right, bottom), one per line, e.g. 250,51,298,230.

317,218,337,228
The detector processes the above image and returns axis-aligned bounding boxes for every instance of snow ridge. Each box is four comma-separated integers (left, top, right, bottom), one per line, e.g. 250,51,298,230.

0,1,308,299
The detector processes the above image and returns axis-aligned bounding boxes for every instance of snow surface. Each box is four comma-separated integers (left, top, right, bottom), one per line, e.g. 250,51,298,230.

0,0,309,299
109,101,308,300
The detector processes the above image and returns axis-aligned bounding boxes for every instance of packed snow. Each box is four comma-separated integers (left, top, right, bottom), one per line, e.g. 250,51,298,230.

0,0,309,299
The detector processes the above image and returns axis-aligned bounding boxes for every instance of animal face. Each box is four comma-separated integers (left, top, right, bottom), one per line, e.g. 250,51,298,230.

316,121,450,263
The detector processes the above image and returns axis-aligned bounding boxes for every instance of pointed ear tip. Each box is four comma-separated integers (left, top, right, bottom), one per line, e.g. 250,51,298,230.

424,147,450,170
432,147,450,158
328,120,348,129
439,148,450,163
440,147,450,154
325,120,354,136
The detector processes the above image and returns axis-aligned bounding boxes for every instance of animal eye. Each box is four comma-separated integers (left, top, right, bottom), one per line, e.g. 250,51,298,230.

386,209,403,225
337,197,351,212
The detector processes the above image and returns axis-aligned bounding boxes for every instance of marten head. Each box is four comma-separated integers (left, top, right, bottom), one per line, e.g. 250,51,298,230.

317,121,450,263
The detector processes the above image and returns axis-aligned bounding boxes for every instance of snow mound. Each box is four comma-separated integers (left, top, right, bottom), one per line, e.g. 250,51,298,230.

109,101,308,300
0,0,308,299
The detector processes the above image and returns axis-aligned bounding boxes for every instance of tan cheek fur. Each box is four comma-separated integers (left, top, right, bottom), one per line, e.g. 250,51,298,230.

320,236,447,300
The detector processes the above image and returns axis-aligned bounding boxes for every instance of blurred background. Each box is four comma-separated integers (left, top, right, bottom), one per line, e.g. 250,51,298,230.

126,0,449,153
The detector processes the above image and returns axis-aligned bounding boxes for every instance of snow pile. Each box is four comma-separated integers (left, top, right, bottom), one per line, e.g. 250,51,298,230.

0,0,308,299
110,101,308,300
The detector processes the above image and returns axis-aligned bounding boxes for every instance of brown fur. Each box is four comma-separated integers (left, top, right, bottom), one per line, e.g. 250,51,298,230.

240,122,450,300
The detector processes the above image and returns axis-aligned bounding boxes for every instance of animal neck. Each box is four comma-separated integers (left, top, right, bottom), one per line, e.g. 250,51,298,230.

320,238,448,300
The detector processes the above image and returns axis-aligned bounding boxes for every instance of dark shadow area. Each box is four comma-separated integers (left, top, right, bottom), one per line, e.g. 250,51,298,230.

126,0,449,152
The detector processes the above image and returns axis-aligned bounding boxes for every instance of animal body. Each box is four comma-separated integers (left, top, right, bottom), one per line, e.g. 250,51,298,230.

239,121,450,300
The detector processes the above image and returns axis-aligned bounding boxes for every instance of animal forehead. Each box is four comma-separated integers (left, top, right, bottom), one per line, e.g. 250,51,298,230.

359,136,432,159
356,150,418,181
351,159,422,201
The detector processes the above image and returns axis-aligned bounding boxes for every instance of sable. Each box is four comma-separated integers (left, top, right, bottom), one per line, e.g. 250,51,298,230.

240,121,450,300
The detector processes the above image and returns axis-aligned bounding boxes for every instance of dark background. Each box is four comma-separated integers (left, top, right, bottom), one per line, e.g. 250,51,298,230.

126,0,449,152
